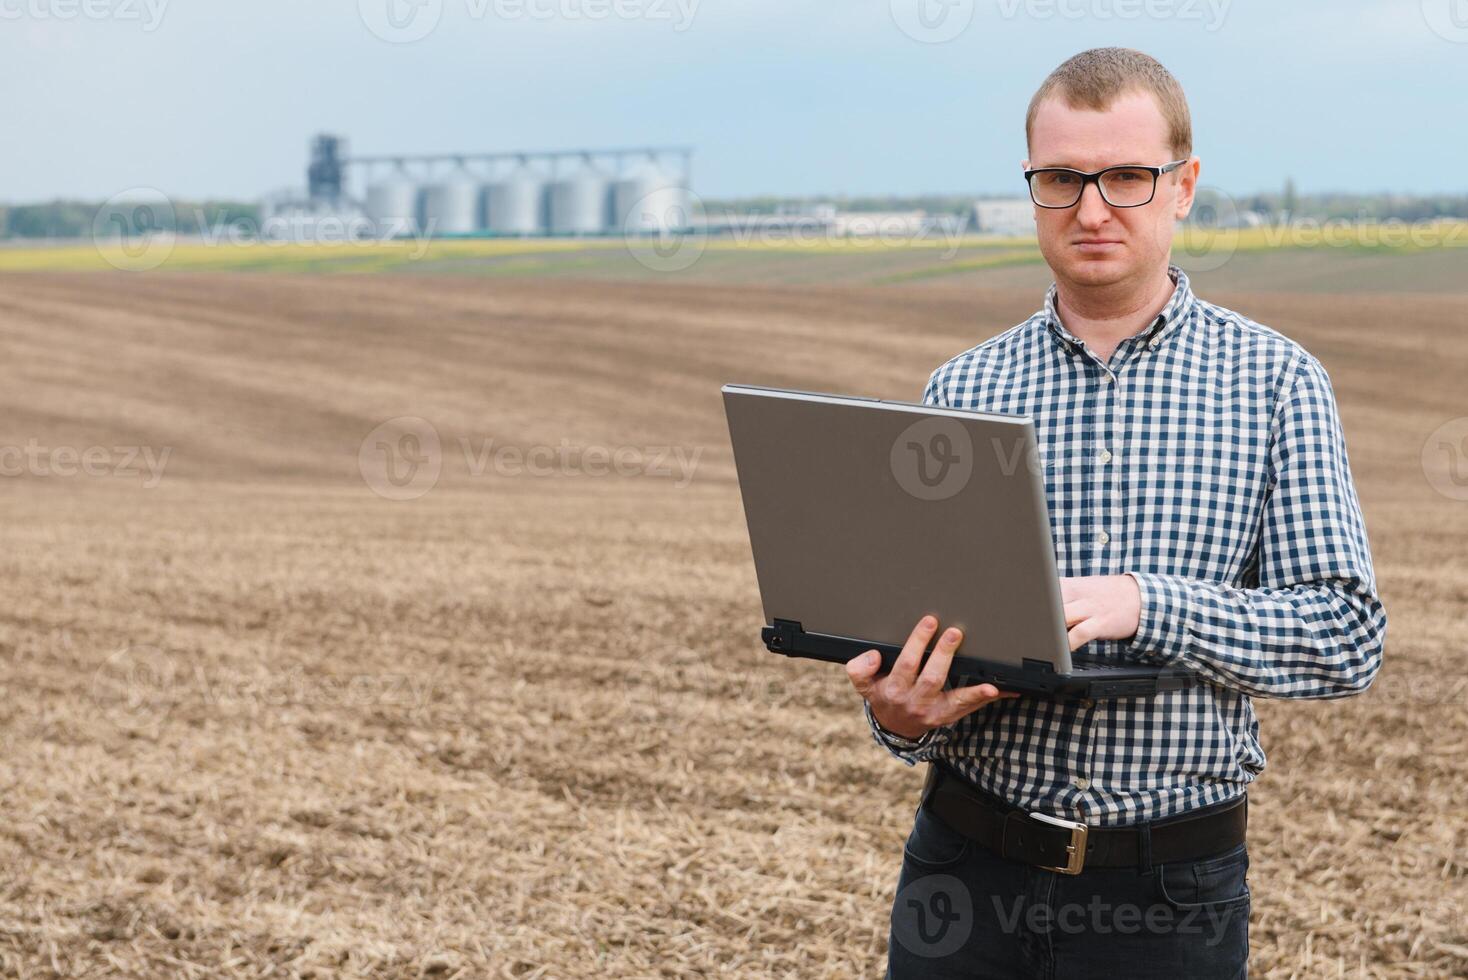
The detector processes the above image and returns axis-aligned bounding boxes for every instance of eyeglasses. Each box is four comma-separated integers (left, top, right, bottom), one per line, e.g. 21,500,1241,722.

1023,159,1189,209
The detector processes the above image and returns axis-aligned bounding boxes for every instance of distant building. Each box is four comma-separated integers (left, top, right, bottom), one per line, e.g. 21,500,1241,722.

969,198,1035,237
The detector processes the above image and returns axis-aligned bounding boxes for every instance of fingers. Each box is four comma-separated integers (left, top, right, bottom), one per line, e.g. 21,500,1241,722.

1066,618,1098,652
913,626,963,696
932,683,1021,726
844,649,882,698
888,615,938,689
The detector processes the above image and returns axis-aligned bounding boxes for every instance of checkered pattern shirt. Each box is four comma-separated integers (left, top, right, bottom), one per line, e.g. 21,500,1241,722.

866,265,1387,827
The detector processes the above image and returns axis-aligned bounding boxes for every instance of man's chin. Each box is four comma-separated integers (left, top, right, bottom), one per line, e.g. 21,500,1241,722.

1057,258,1132,288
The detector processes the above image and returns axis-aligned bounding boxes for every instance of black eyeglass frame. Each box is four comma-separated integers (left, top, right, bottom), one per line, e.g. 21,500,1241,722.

1023,158,1190,209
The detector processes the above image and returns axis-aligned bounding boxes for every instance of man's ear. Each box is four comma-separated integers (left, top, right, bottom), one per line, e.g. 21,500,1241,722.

1021,158,1031,171
1174,157,1200,221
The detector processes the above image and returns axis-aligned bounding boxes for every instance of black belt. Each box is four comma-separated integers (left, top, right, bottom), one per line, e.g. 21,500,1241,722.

920,762,1247,875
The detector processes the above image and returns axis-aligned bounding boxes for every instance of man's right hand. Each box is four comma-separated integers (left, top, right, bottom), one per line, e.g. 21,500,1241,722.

845,614,1021,741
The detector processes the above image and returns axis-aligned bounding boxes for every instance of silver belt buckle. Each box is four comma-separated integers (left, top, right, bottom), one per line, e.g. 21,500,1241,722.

1029,812,1089,875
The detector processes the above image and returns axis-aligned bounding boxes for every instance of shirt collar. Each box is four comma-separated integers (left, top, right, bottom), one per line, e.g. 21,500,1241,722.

1043,264,1196,356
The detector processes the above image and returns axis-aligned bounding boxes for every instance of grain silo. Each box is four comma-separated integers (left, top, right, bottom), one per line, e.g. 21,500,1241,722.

421,170,481,235
547,167,610,235
612,164,691,235
484,170,545,235
365,172,421,236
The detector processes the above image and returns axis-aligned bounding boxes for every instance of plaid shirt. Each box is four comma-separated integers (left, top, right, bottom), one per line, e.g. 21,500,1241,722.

866,265,1387,827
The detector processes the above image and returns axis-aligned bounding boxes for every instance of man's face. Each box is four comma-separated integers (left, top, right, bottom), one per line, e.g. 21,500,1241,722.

1024,90,1198,290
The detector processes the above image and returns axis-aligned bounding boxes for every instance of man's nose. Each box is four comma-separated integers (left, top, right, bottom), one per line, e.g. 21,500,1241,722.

1075,181,1112,227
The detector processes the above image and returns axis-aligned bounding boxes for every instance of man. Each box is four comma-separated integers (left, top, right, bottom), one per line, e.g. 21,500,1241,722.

845,47,1386,979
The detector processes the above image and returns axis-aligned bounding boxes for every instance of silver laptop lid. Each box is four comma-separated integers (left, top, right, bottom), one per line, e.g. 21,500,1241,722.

722,383,1073,673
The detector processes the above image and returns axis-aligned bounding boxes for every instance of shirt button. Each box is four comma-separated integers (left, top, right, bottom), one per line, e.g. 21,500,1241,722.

1099,449,1112,464
1078,698,1095,709
1097,530,1110,545
1074,777,1091,791
1148,335,1161,349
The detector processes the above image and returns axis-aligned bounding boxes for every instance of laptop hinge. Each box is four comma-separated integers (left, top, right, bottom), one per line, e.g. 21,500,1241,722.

764,618,803,655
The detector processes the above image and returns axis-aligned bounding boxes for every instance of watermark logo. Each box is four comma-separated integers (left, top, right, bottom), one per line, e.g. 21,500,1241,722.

92,188,175,272
892,873,973,957
358,0,443,43
357,418,704,499
890,0,974,43
359,0,699,42
891,417,974,501
623,187,706,273
1422,417,1468,501
1422,0,1468,42
1173,184,1241,273
359,416,443,501
91,645,179,725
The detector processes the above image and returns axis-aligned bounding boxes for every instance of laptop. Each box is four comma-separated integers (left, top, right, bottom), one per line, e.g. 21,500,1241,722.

722,383,1196,700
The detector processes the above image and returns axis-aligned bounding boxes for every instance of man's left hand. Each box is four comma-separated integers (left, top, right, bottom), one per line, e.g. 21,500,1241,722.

1060,574,1141,652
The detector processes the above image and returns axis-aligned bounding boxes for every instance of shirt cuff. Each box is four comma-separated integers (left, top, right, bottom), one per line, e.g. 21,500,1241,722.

1121,570,1190,666
864,700,947,766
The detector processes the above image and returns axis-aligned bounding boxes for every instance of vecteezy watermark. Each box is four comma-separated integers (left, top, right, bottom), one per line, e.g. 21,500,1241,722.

891,873,974,958
358,416,704,500
201,211,437,255
1422,417,1468,501
90,644,439,727
92,188,176,272
1421,0,1468,42
891,417,976,501
0,439,171,487
990,894,1245,946
0,0,169,31
890,0,975,43
358,0,699,43
996,0,1230,30
92,190,441,271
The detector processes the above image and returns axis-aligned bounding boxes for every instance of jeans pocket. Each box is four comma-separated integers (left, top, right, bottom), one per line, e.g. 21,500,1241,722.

902,808,972,871
1157,841,1251,910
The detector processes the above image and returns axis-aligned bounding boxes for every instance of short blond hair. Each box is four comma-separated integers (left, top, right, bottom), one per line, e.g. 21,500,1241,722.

1026,47,1192,159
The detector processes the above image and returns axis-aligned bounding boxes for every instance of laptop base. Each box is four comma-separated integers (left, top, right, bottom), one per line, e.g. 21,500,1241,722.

762,619,1196,700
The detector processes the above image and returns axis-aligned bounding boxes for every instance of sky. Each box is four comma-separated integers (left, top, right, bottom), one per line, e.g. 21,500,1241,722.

3,0,1467,204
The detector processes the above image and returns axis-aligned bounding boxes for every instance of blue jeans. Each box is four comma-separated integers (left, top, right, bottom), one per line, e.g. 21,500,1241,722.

886,804,1250,979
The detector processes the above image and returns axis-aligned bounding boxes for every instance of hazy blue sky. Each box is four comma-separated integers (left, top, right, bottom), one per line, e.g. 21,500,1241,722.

3,0,1466,203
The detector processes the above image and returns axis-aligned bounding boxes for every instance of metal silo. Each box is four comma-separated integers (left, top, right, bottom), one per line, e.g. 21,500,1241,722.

365,173,421,237
612,166,691,235
421,170,481,236
548,168,610,236
485,171,545,235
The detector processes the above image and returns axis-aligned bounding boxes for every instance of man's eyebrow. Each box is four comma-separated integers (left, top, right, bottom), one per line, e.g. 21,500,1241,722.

1029,160,1153,170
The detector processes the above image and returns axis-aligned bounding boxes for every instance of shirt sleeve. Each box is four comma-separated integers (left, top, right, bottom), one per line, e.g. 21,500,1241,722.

865,699,952,766
1120,353,1387,699
862,364,963,761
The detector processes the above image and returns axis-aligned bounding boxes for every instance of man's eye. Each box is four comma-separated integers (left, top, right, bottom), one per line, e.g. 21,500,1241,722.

1052,173,1078,184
